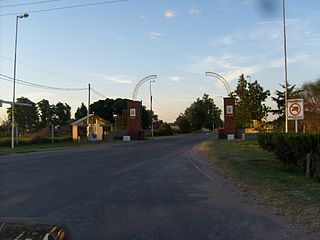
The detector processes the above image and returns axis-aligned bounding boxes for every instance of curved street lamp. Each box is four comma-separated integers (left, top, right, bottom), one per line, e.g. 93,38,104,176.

132,75,157,101
12,12,29,149
205,72,231,96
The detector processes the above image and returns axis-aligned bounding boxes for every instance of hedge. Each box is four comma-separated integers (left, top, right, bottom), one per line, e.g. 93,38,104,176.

258,133,320,179
0,135,72,147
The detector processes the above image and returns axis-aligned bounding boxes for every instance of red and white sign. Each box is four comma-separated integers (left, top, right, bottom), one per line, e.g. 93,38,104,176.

288,99,304,120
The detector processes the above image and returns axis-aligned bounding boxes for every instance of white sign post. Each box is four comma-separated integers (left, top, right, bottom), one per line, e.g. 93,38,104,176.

287,99,304,133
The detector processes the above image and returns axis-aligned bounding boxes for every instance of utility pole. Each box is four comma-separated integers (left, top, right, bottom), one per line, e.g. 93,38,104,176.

282,0,289,133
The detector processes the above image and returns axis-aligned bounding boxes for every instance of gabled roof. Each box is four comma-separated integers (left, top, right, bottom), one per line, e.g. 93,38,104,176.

71,114,111,127
71,114,94,125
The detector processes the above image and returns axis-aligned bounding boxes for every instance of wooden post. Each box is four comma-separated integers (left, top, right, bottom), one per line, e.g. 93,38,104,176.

306,153,311,177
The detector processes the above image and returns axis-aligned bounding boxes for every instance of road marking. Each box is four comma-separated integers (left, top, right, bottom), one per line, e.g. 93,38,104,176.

188,157,216,182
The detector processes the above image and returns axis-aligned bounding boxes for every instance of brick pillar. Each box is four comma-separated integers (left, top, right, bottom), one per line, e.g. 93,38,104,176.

224,97,236,139
127,100,144,140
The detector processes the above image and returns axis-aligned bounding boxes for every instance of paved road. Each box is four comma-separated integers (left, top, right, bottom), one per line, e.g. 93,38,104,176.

0,134,318,239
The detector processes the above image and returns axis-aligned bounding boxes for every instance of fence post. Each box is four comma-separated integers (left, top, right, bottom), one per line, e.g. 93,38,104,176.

306,153,311,178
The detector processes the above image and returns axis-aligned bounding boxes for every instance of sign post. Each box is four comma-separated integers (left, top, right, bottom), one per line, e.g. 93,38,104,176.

287,99,304,133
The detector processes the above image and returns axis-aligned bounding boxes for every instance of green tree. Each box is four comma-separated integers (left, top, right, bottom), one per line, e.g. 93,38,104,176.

75,102,88,120
175,114,191,133
52,102,71,126
154,122,174,136
233,74,270,128
37,99,54,128
7,97,39,133
184,94,222,131
271,84,301,131
90,98,151,130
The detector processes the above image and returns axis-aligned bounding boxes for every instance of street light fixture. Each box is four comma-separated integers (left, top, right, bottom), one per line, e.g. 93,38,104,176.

12,12,29,149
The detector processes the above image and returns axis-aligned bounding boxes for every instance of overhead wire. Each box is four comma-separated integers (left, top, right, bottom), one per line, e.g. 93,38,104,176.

0,73,87,91
0,56,83,84
0,0,133,17
0,0,64,8
91,87,107,99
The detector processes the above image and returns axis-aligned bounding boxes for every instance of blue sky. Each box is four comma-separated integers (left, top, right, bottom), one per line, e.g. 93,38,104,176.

1,0,320,122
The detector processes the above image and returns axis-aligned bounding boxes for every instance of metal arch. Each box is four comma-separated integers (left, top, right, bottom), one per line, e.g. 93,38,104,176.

132,75,157,100
205,72,231,96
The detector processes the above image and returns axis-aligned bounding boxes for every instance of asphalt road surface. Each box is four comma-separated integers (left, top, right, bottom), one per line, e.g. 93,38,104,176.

0,134,318,239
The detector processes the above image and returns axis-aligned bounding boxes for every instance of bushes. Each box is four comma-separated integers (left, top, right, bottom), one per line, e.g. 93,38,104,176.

258,133,320,178
0,135,72,147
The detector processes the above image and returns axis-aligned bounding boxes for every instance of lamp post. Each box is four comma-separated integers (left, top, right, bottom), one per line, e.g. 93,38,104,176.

282,0,289,133
150,80,155,137
12,12,29,149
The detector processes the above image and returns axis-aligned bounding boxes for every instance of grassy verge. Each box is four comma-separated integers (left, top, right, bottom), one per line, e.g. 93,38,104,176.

0,140,120,155
201,139,320,232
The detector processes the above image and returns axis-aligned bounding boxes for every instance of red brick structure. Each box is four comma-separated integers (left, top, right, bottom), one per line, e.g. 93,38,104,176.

127,100,145,140
224,97,236,139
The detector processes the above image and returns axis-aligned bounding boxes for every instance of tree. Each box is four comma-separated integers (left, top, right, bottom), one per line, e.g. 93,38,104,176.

75,103,88,120
300,79,320,133
52,102,71,126
90,98,151,130
233,74,270,128
182,94,222,131
90,98,127,123
175,114,191,133
271,84,301,131
37,99,54,128
7,97,39,133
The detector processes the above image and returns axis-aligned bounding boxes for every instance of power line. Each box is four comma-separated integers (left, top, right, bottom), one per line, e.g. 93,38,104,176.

91,87,107,99
0,73,87,91
0,0,133,17
0,0,64,8
0,55,82,84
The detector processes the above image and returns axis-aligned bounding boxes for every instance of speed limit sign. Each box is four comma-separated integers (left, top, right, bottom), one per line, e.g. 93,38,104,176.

288,99,304,120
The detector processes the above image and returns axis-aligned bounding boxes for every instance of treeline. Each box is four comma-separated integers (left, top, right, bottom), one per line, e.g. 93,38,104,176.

0,97,161,136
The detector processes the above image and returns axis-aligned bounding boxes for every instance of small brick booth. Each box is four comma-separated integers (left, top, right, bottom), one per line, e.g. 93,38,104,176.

127,100,145,140
223,97,236,139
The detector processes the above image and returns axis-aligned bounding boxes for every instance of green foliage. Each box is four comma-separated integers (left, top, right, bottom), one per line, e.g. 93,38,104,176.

90,98,151,130
37,99,54,129
0,135,72,147
258,133,320,178
74,102,88,120
233,74,270,128
175,114,192,133
7,97,39,133
53,102,71,126
90,98,127,123
154,122,174,136
180,94,222,131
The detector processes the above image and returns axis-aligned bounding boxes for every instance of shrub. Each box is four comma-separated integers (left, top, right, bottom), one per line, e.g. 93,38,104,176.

258,133,320,178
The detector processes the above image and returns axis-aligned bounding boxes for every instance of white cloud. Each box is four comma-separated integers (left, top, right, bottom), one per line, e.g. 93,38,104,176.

213,18,319,49
189,7,201,16
169,76,185,82
164,9,177,19
148,32,164,39
88,74,132,84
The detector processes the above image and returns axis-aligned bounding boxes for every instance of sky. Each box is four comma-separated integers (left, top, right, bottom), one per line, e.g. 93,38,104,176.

1,0,320,123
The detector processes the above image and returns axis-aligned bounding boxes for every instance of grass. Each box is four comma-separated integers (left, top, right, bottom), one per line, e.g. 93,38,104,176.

201,139,320,232
0,140,121,155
